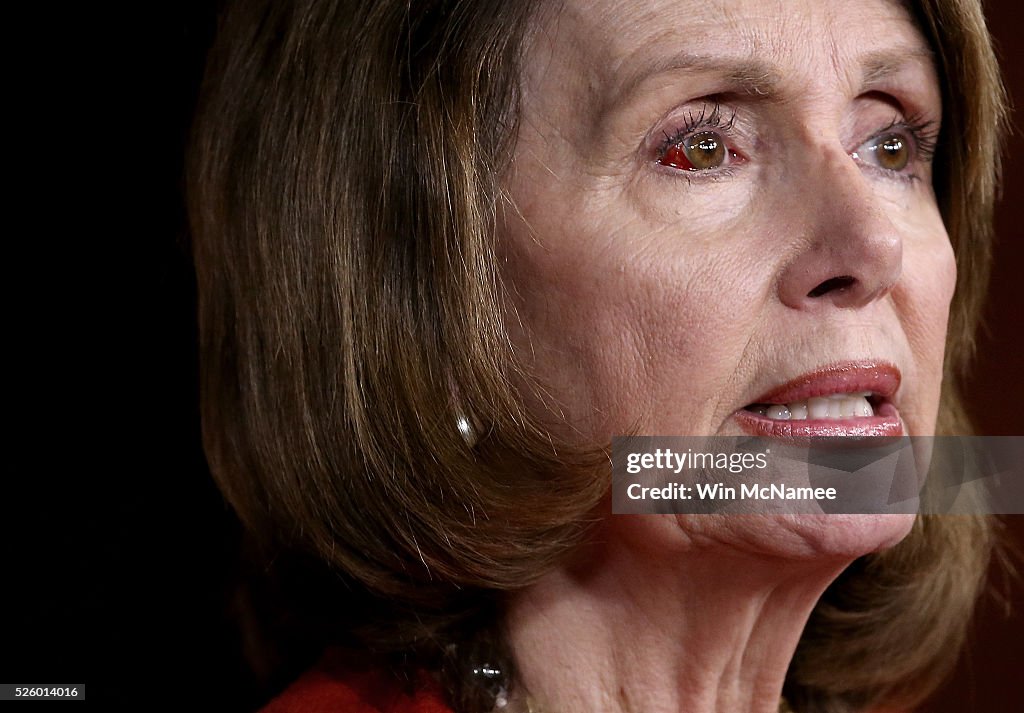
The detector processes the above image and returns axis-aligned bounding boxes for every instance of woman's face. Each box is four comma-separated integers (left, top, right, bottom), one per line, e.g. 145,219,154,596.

501,0,953,554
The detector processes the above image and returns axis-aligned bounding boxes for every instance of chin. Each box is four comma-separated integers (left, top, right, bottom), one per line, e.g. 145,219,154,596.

761,513,917,560
653,512,917,564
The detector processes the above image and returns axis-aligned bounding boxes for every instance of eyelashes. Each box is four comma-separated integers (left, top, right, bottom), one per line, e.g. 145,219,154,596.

652,101,940,180
656,102,739,156
873,112,939,162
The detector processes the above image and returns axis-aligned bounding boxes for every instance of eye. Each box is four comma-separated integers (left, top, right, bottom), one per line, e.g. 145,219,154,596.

854,132,911,172
658,130,735,171
851,114,939,176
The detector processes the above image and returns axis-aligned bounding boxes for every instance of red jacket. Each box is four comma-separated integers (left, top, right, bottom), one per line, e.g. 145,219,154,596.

260,649,454,713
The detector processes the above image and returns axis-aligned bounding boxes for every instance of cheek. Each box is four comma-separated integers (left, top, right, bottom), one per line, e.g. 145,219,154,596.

891,218,956,433
899,225,956,360
500,210,770,439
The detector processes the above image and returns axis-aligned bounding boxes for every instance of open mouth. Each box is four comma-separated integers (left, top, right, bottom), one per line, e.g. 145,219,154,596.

744,392,882,421
734,362,905,438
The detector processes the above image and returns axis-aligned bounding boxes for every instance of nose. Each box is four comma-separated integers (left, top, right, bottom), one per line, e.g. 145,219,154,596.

776,146,903,311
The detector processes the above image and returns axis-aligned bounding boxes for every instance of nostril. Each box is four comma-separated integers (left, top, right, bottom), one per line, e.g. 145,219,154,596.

807,275,856,298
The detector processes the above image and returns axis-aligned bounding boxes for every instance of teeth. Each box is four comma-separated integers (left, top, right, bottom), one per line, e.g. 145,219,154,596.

752,393,875,421
840,397,857,418
827,399,842,418
807,397,830,419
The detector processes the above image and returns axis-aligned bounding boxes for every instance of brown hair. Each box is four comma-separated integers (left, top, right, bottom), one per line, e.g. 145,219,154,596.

187,0,1008,711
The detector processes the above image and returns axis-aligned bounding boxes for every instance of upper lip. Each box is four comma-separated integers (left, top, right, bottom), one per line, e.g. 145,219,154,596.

745,361,901,406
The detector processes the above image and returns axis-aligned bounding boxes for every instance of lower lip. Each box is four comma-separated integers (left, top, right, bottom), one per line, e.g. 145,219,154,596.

734,402,904,438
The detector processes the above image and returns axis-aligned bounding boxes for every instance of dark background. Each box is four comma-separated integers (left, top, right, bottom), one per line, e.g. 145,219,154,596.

916,1,1024,711
6,1,1021,710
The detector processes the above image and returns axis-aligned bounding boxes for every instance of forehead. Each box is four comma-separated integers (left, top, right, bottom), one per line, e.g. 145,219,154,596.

526,0,935,108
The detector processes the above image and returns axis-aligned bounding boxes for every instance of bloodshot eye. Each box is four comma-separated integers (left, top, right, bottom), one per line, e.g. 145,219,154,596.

658,130,735,171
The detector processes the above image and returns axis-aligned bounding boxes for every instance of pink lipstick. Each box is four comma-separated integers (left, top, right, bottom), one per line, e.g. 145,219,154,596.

734,362,903,438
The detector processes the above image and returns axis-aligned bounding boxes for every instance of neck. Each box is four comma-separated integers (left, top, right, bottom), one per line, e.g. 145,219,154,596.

503,530,850,713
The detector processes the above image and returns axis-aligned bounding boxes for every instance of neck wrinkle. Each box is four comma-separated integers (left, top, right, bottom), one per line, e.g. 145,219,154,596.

503,534,849,713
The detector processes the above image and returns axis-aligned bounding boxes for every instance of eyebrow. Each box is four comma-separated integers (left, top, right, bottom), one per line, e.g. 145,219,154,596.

612,53,782,105
859,47,936,88
610,45,935,107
